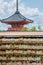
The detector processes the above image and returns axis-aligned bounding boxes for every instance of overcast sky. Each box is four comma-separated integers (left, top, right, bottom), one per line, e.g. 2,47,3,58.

0,0,43,30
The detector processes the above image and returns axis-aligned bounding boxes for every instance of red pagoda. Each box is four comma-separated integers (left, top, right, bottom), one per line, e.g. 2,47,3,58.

1,0,33,31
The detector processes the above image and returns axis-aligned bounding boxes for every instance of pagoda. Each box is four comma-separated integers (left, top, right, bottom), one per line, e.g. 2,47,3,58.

1,0,33,31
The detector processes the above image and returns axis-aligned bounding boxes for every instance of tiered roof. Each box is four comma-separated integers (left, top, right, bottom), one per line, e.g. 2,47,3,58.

1,0,33,23
1,11,33,23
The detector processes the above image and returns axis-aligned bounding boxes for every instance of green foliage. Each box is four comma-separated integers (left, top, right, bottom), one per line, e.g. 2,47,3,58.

21,26,42,31
21,27,28,31
38,26,41,31
29,27,36,31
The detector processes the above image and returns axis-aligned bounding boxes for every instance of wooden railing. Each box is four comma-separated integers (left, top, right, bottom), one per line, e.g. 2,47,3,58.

0,31,43,36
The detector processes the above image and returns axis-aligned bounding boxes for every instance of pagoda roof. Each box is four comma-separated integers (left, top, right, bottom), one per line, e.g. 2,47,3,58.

1,11,33,23
1,0,33,23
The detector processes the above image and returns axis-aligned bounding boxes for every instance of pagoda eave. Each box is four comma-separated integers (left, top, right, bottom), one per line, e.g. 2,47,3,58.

2,21,31,25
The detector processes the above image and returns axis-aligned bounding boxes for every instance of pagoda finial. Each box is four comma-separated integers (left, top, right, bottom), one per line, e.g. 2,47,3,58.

16,0,18,11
